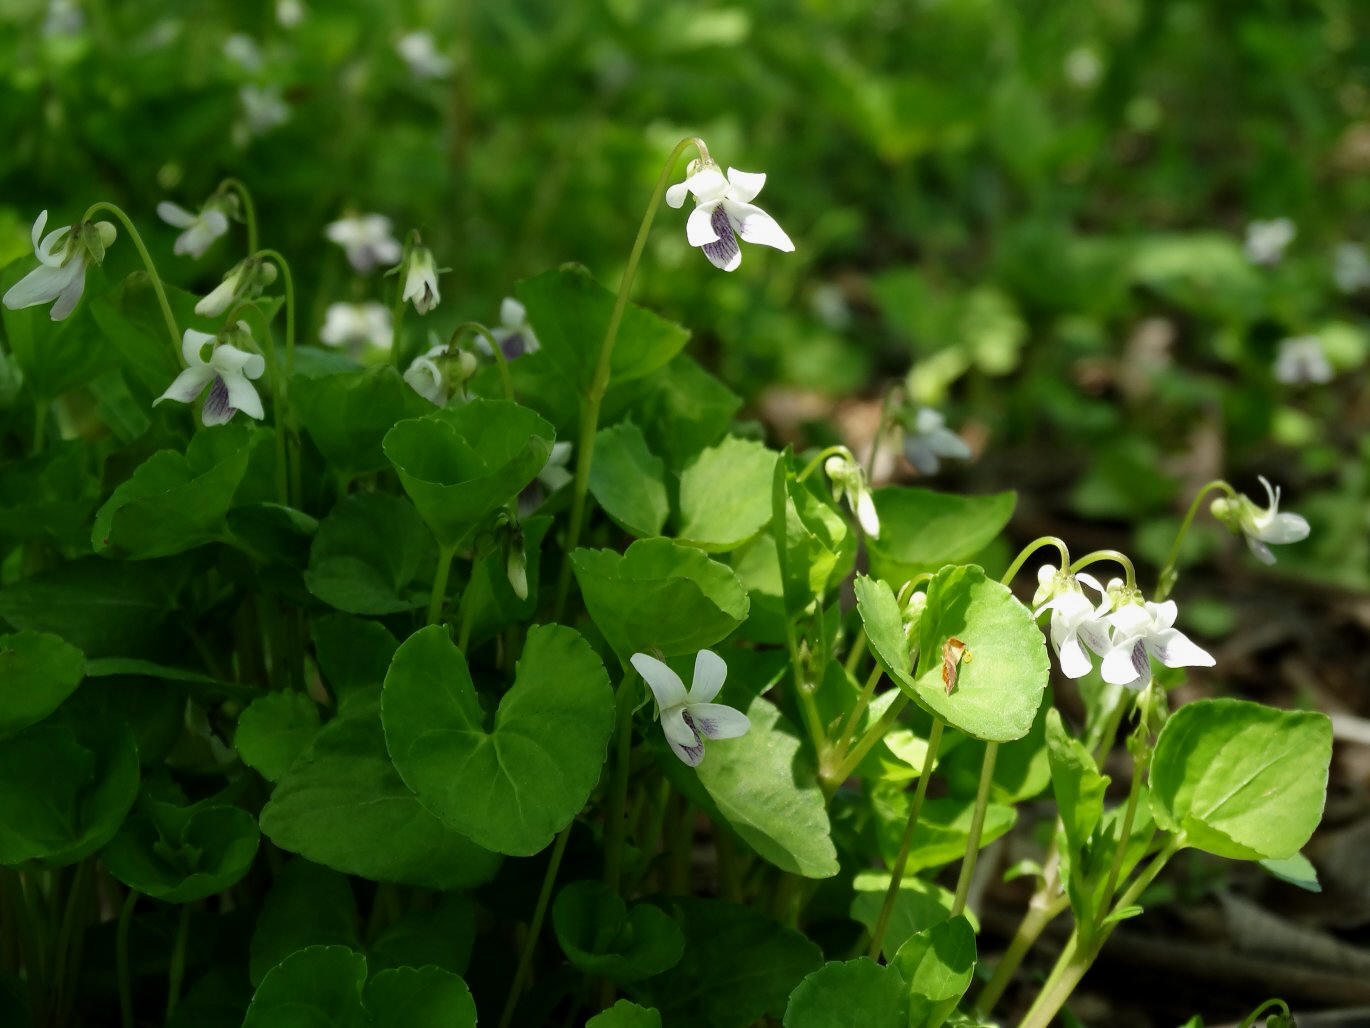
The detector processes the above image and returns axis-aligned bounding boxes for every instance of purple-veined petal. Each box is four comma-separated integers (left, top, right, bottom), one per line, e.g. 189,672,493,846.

631,652,689,710
200,375,235,426
662,706,704,766
700,208,741,271
685,702,750,740
688,649,727,704
223,372,264,421
1100,643,1146,688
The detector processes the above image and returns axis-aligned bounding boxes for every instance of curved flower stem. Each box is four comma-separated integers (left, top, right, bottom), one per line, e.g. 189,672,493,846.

1001,536,1071,590
83,201,180,355
448,321,515,402
1070,549,1136,591
603,667,641,895
1098,747,1146,913
227,300,288,503
428,543,458,626
868,717,944,958
217,177,259,256
552,135,709,619
950,740,998,917
1239,999,1293,1028
498,824,572,1028
1155,479,1237,601
797,444,852,483
254,249,299,503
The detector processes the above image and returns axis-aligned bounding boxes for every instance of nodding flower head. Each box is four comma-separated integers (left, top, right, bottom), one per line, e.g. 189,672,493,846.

665,155,794,272
1211,476,1310,565
3,210,117,321
155,325,266,427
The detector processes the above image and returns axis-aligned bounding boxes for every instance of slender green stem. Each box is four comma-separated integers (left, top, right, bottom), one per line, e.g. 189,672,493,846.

1239,999,1292,1028
50,858,92,1017
868,718,944,958
165,903,191,1021
498,825,572,1028
117,889,136,1028
255,249,299,502
428,544,457,626
843,627,868,676
950,740,999,917
1071,549,1136,591
974,891,1070,1015
1098,747,1147,912
218,177,259,255
834,664,883,758
83,201,180,352
1156,479,1236,600
454,567,484,653
552,135,708,619
603,668,640,894
797,444,852,483
3,872,46,1020
1088,687,1131,763
449,321,515,402
1001,535,1071,589
826,693,908,792
787,622,829,762
228,300,289,503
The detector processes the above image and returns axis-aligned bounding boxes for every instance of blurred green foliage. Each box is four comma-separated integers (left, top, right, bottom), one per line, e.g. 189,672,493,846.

2,0,1367,585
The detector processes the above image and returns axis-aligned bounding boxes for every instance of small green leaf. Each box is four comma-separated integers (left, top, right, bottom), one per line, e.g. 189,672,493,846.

872,792,1015,872
1044,709,1109,865
249,858,360,986
1149,698,1332,860
572,538,749,658
242,945,367,1028
587,1001,663,1028
629,353,741,471
849,871,967,961
309,615,397,707
383,400,553,546
293,367,431,478
1101,904,1143,926
102,795,259,903
369,896,475,977
678,436,779,552
381,624,614,856
1259,852,1321,893
304,493,433,615
363,966,476,1027
866,487,1015,584
0,630,85,737
0,443,100,549
782,958,908,1028
2,263,112,399
889,916,977,1028
588,421,669,537
235,691,322,782
552,880,685,981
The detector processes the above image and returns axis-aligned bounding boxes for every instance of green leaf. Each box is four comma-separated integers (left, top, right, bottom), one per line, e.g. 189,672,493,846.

382,400,553,547
630,353,741,471
942,692,1051,804
587,1001,663,1028
249,858,360,986
0,443,100,549
0,630,85,737
293,368,431,478
859,568,1049,742
242,945,367,1028
235,691,322,782
1044,709,1109,863
678,436,779,552
552,880,684,982
1149,698,1332,860
89,275,204,396
889,915,977,1028
1259,852,1321,893
303,493,433,615
782,958,908,1028
363,966,476,1027
635,898,822,1028
1,261,112,399
849,871,966,962
91,437,252,558
259,693,501,889
766,456,856,610
695,696,839,879
872,792,1016,872
309,615,397,708
381,624,613,856
0,713,138,866
588,421,669,538
368,896,475,977
515,265,689,390
572,538,749,659
102,795,259,902
866,488,1015,585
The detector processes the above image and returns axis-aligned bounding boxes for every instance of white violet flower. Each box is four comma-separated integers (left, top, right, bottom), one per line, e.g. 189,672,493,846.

1032,566,1111,680
320,302,393,353
630,649,750,767
902,407,971,475
476,297,540,360
1333,242,1370,294
237,85,289,140
1272,336,1333,385
196,256,276,318
223,33,263,72
276,0,305,28
400,246,441,314
1210,476,1311,565
3,210,115,321
665,160,794,272
396,31,453,79
1099,593,1215,691
403,344,477,407
157,198,231,259
1244,217,1295,266
155,326,266,427
325,213,401,274
538,441,574,493
823,451,880,537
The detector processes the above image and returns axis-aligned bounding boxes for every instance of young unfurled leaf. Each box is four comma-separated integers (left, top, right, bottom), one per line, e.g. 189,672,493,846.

552,880,685,981
102,792,259,902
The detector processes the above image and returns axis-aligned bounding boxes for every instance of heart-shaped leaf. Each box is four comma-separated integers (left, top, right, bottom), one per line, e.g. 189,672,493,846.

383,400,553,547
382,624,613,855
850,871,966,962
889,915,977,1028
102,794,259,902
678,436,778,552
866,487,1015,585
242,945,367,1028
588,421,669,538
249,858,360,986
572,538,749,659
0,630,85,737
782,958,908,1028
235,691,322,782
304,493,433,615
587,1001,663,1028
363,966,476,1027
293,367,431,478
552,880,684,982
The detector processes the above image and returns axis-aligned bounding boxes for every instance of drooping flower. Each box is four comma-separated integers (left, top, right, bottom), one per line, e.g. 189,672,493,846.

1333,242,1370,294
223,33,263,71
396,31,453,79
400,246,441,314
475,297,540,360
320,301,393,353
155,326,266,427
901,407,971,475
157,198,232,259
630,649,750,766
403,343,477,407
237,85,289,141
1272,336,1333,385
665,161,794,272
1244,218,1295,266
1032,566,1111,680
823,450,880,537
276,0,305,27
195,256,277,317
1098,592,1214,691
518,441,572,518
1210,476,1311,565
3,210,115,321
325,213,401,273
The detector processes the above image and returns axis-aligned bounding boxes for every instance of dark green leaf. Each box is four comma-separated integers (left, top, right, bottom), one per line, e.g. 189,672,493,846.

0,630,85,737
